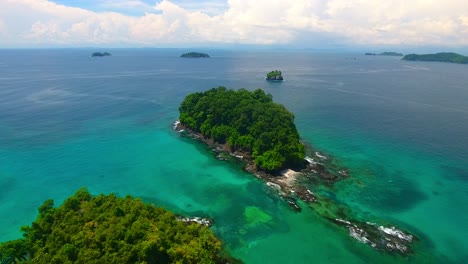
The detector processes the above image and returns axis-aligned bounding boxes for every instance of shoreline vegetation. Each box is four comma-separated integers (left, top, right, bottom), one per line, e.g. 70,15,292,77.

180,52,210,58
402,52,468,64
176,87,416,255
0,188,238,264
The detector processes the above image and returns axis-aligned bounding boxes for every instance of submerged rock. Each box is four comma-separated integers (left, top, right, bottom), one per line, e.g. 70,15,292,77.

338,170,349,177
244,206,273,227
216,153,230,161
315,152,328,160
282,195,302,212
266,182,282,192
294,186,318,203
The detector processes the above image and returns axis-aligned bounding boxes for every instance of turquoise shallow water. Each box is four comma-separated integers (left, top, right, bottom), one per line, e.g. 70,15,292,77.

0,49,467,263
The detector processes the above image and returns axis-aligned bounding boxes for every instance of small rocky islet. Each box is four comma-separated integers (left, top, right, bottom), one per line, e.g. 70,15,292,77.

266,70,283,81
174,88,416,255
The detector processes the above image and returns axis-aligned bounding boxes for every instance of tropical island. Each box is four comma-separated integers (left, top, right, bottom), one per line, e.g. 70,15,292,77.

175,87,416,255
265,70,283,81
179,87,303,171
91,52,111,57
180,52,210,58
0,188,235,264
365,52,403,56
402,52,468,64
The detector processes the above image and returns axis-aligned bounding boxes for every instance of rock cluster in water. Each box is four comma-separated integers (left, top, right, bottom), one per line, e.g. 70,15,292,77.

333,218,414,253
173,120,417,255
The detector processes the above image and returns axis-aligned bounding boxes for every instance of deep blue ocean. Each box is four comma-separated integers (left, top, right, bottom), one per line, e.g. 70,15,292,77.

0,49,467,263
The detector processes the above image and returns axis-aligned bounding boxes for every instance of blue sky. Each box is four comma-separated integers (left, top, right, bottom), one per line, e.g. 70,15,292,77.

1,0,467,50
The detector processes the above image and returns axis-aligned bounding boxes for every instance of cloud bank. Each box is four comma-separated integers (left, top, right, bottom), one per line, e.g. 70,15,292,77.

1,0,467,47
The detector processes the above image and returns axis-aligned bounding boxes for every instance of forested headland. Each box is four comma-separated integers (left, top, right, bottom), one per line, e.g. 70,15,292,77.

402,52,468,64
0,188,233,264
178,87,305,171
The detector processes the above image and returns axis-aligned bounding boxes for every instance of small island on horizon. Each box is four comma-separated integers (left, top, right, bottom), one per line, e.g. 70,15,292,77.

91,52,111,57
402,52,468,64
365,52,403,56
180,52,210,58
266,70,283,81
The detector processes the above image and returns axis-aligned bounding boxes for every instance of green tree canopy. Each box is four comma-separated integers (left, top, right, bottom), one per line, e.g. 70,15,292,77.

0,188,231,264
179,87,305,171
266,70,283,80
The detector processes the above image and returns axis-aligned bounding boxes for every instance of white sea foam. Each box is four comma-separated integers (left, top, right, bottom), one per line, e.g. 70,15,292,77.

378,226,413,242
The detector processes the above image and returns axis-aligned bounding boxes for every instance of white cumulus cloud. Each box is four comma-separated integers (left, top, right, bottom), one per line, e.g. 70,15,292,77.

0,0,467,47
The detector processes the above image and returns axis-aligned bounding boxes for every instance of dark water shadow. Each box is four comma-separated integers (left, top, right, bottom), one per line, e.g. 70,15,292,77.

357,169,429,213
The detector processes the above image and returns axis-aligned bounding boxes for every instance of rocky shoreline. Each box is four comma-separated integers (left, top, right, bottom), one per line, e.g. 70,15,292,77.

177,216,214,227
173,120,416,255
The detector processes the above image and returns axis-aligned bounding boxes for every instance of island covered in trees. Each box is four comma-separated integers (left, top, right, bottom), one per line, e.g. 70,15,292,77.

265,70,283,81
365,52,403,56
178,87,304,171
0,188,234,264
402,52,468,64
91,52,111,57
180,52,210,58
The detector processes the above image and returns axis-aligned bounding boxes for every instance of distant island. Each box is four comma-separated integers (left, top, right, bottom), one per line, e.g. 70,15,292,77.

91,52,111,57
402,52,468,64
0,188,236,263
180,52,210,58
365,52,403,56
266,70,283,81
379,52,403,56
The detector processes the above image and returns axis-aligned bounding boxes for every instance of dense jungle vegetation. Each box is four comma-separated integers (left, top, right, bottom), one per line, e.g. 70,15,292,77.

0,188,231,264
179,87,305,171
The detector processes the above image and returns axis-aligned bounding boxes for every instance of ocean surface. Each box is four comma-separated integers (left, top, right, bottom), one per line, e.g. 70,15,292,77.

0,49,467,263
